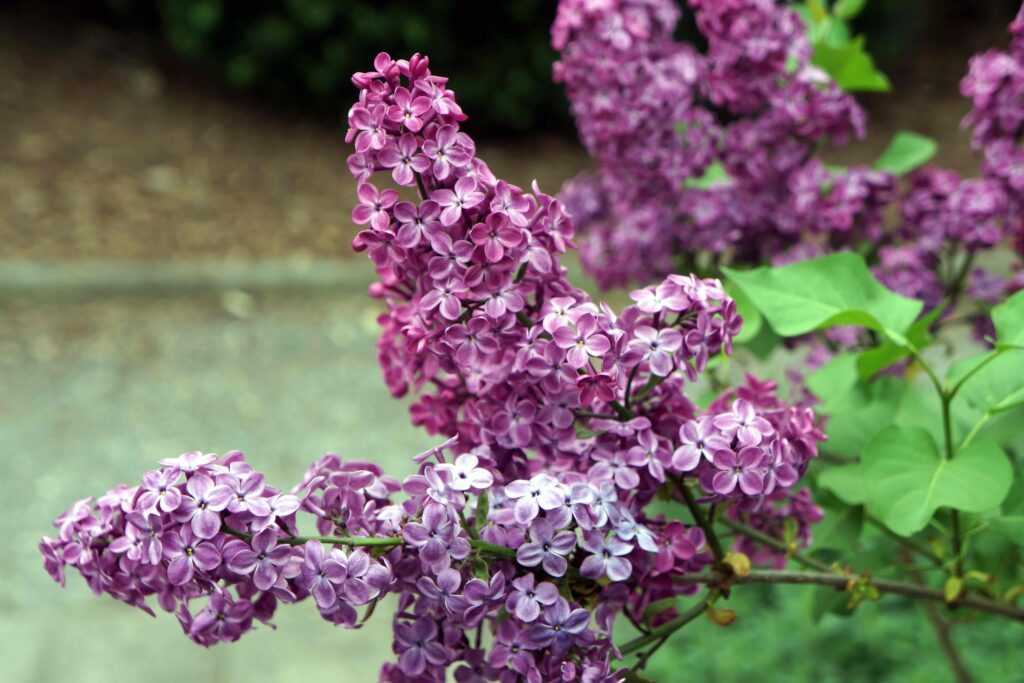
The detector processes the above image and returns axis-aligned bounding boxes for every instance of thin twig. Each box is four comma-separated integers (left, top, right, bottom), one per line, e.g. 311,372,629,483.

671,570,1024,621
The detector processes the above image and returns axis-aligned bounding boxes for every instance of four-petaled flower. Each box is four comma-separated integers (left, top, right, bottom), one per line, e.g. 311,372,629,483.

506,574,559,622
226,528,292,590
516,519,577,577
711,446,765,496
552,313,611,369
174,475,233,539
164,524,221,585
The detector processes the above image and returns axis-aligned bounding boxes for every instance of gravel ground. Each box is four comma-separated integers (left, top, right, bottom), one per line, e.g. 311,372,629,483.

0,11,589,263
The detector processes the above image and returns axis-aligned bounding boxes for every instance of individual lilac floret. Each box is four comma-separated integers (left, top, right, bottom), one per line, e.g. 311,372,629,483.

516,519,577,577
505,574,560,622
579,531,634,582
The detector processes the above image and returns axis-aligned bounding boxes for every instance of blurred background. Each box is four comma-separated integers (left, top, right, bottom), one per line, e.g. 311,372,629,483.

2,1,1023,681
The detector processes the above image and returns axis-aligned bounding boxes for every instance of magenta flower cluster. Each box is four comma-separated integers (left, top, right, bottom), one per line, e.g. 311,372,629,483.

43,52,826,682
39,450,393,646
552,0,882,288
552,0,1024,325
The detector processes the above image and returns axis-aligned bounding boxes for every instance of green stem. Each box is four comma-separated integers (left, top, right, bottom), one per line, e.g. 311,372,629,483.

720,518,831,572
619,594,713,656
670,570,1024,621
960,412,993,450
220,526,517,560
865,514,943,567
673,477,725,565
948,349,1004,401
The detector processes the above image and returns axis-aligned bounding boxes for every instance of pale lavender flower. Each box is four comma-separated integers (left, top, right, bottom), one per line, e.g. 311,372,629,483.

506,573,559,622
579,531,633,582
164,525,222,586
226,529,291,590
174,475,232,539
516,519,577,577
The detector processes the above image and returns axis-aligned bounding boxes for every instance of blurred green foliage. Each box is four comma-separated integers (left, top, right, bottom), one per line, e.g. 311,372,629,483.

101,0,565,133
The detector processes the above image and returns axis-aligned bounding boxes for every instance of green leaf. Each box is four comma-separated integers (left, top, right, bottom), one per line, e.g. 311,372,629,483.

684,161,731,190
822,377,906,456
812,494,864,549
725,281,762,344
811,35,891,92
806,353,859,412
741,323,781,360
861,426,1012,536
818,464,866,505
855,302,944,380
948,350,1024,414
992,482,1024,546
833,0,868,21
474,489,489,531
992,289,1024,349
872,132,938,175
722,253,923,340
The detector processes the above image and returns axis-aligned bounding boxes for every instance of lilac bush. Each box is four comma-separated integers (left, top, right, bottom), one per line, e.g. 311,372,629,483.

40,9,1024,683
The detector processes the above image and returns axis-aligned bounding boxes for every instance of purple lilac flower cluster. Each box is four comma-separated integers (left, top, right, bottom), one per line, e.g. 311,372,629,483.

340,52,822,679
39,450,392,646
552,0,888,288
959,5,1024,309
43,54,826,682
553,0,1024,326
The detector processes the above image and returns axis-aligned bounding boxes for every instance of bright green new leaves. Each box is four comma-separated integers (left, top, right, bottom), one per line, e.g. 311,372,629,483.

873,132,938,175
861,426,1012,536
992,289,1024,349
855,303,944,380
684,161,730,190
722,253,923,342
948,350,1024,415
832,0,867,20
811,36,891,92
725,281,763,344
818,464,865,505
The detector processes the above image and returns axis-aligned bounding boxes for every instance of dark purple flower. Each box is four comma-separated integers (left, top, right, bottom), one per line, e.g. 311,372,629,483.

394,617,448,676
416,567,463,612
526,598,590,655
711,446,765,496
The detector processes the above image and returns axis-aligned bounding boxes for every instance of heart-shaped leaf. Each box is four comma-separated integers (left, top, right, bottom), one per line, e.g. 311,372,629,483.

992,289,1024,349
818,464,866,505
872,131,938,175
723,253,922,341
861,426,1012,536
948,350,1024,414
